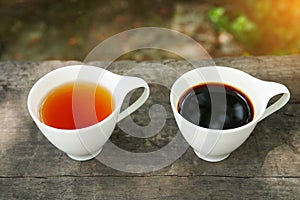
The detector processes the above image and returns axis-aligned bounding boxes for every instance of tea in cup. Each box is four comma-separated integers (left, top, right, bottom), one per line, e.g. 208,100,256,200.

27,65,150,161
170,66,290,162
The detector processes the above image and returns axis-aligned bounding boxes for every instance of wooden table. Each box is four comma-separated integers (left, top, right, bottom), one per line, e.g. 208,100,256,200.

1,55,299,199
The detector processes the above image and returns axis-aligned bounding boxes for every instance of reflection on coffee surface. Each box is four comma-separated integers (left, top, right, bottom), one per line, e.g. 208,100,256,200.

177,83,254,130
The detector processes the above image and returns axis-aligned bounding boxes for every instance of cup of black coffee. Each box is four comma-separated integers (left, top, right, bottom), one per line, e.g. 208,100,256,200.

170,66,290,162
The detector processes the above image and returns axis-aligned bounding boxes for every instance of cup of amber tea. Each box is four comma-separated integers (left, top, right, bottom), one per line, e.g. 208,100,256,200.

170,66,290,162
28,65,149,161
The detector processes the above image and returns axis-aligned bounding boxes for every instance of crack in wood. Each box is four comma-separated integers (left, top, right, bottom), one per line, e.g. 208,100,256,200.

1,175,299,179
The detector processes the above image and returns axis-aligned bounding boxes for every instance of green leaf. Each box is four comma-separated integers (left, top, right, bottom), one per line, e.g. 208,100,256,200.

207,7,229,31
231,15,255,33
207,7,225,24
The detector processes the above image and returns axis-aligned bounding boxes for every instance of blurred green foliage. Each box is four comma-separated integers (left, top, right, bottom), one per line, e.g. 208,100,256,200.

208,0,300,55
208,7,256,47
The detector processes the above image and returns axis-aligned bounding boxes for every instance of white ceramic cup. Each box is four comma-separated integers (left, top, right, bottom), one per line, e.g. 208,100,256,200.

170,66,290,162
27,65,150,161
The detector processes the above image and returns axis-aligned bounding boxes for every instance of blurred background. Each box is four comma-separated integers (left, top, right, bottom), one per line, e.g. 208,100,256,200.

0,0,299,61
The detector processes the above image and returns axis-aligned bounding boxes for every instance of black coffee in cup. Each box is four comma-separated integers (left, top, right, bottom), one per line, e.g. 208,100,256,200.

177,83,254,130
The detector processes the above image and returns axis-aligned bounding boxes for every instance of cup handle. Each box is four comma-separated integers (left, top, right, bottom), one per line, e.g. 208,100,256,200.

117,76,150,122
259,82,290,122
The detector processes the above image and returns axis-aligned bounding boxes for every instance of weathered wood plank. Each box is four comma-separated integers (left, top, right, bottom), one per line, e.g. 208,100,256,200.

1,55,300,100
0,99,299,177
1,176,299,200
0,56,299,199
0,56,299,178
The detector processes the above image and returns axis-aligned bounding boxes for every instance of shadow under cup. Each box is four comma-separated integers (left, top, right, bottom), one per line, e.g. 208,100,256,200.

170,66,290,162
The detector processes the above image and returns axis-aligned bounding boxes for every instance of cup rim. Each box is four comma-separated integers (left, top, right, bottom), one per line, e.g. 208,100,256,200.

27,64,119,133
170,66,265,133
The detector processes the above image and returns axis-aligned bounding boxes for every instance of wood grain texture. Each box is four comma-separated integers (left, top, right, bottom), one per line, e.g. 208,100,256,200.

1,177,299,200
0,55,299,199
